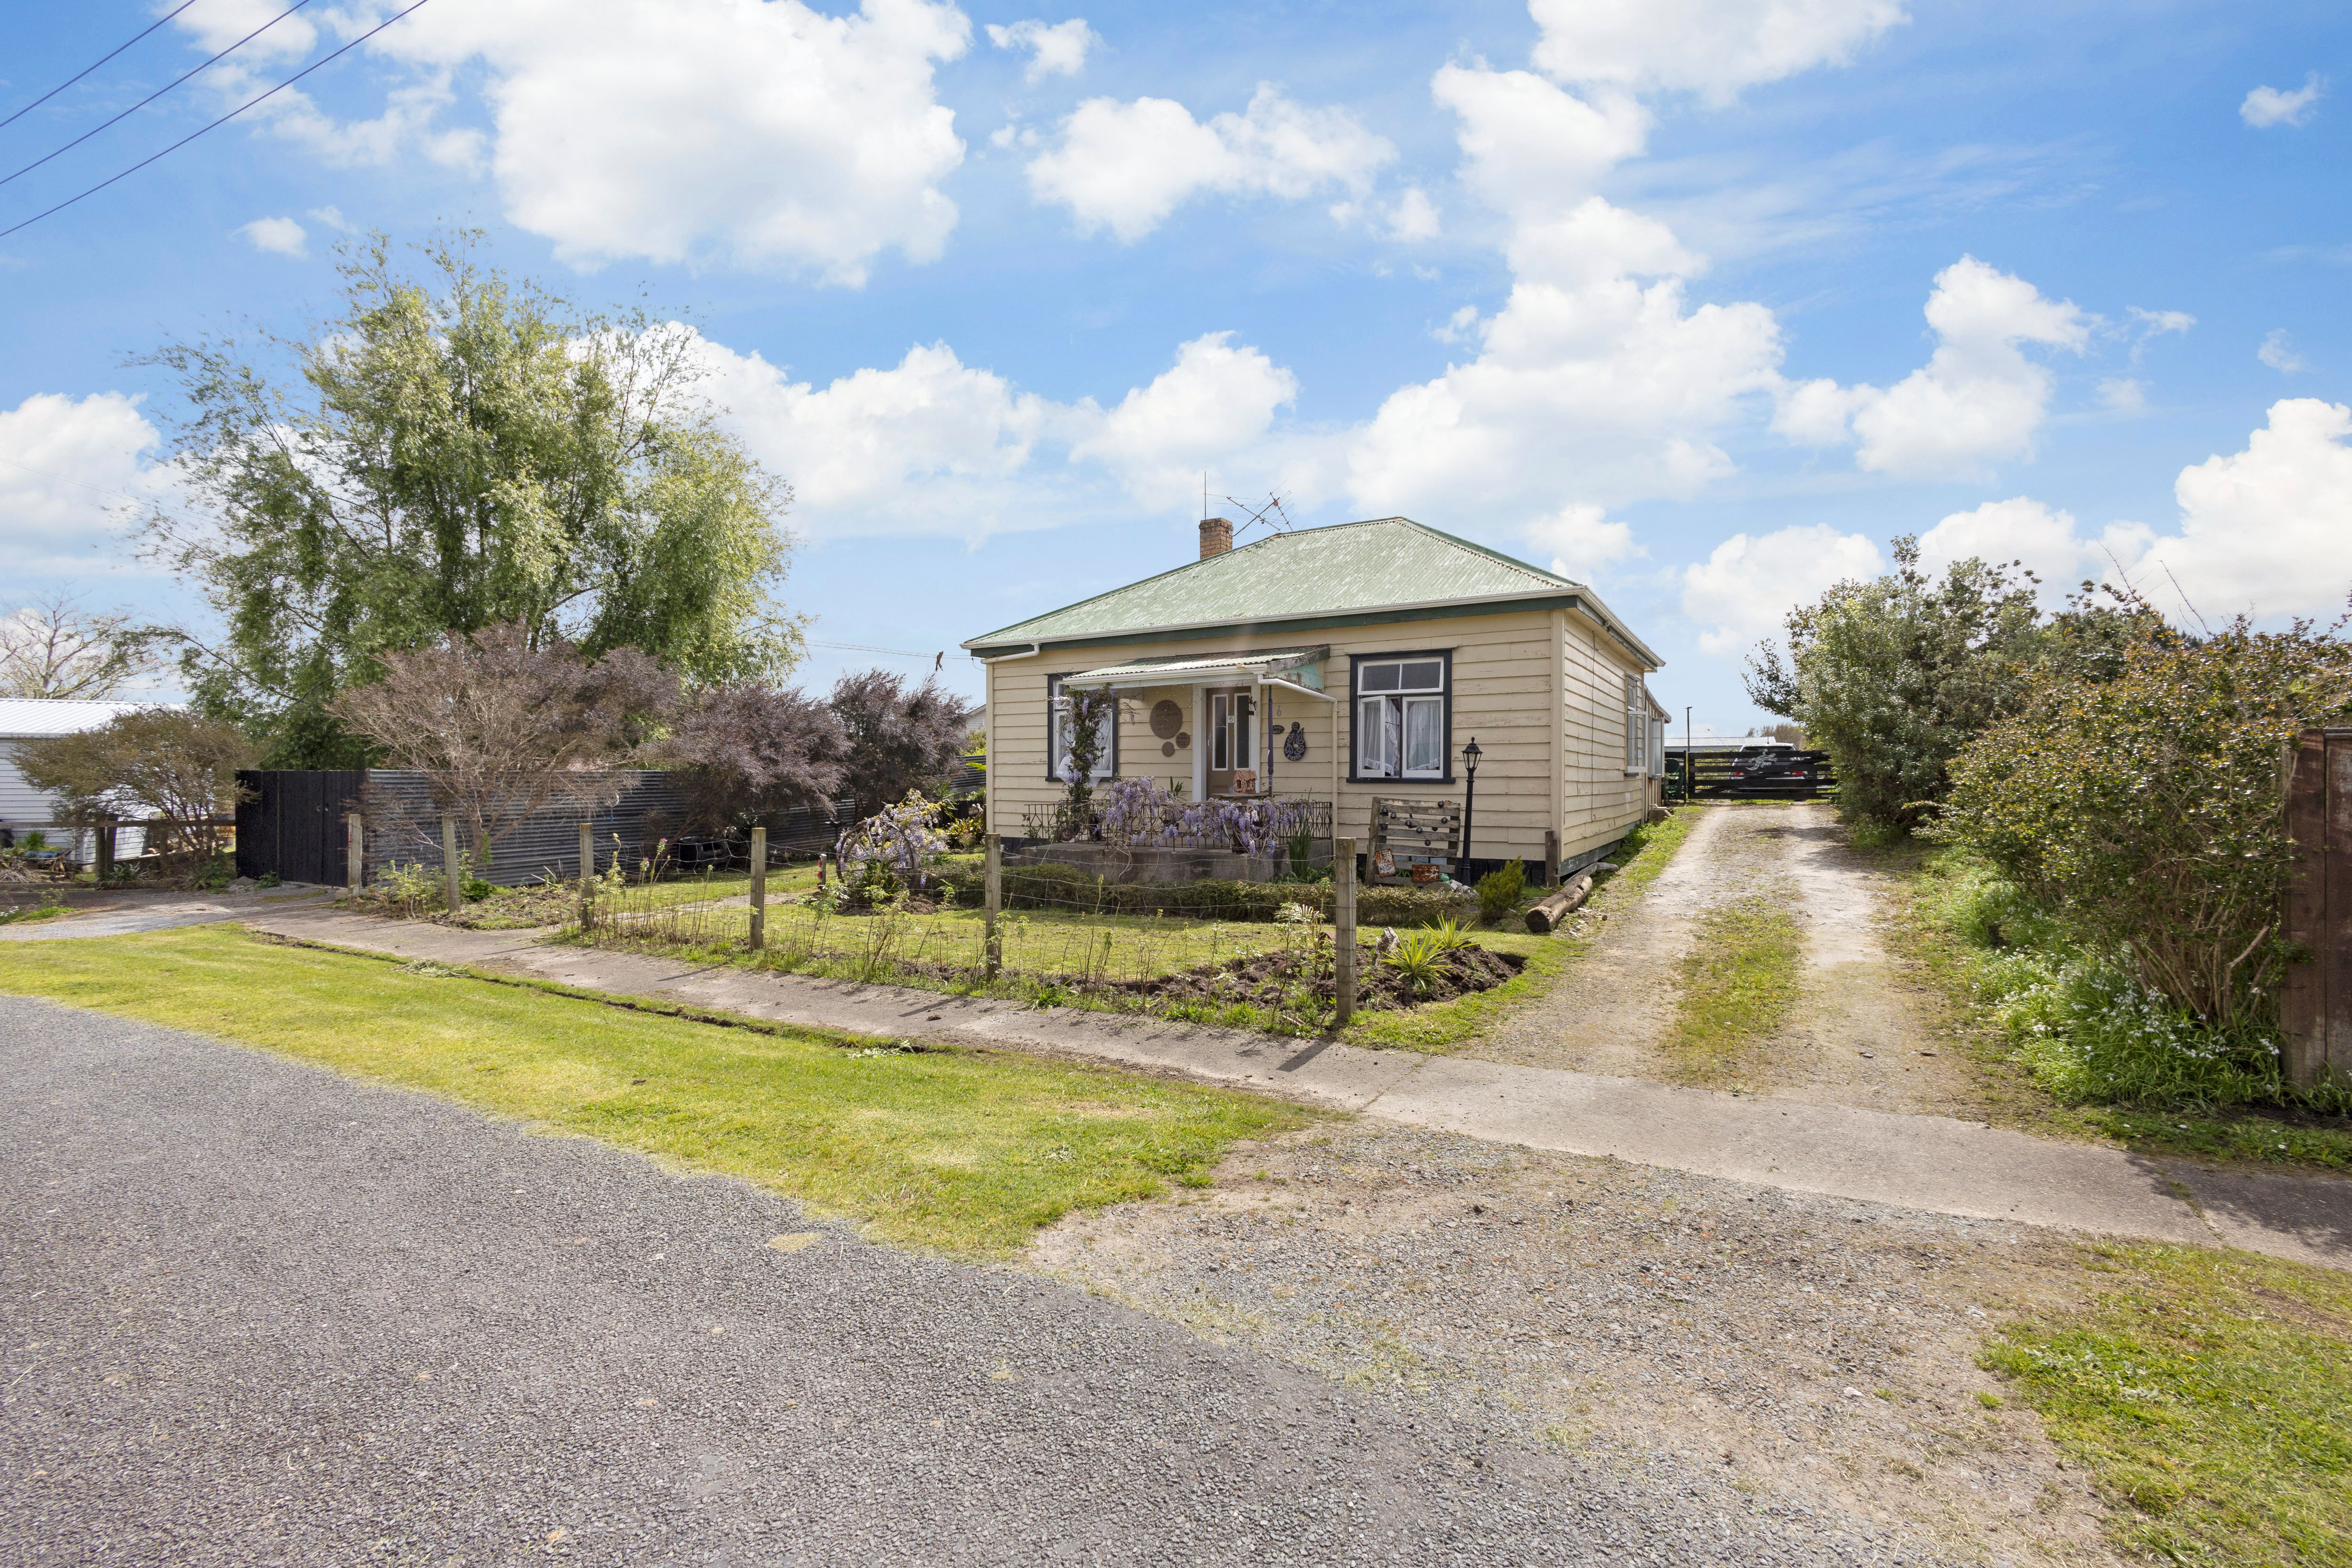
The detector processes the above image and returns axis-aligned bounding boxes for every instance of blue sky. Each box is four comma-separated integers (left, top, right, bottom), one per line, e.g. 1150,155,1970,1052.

2,0,2346,731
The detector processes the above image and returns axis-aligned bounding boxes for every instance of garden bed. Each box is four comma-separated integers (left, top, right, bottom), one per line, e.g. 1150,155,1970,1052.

1118,940,1523,1012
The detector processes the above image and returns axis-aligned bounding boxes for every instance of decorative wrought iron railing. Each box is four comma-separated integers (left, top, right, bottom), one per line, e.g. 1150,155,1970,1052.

1020,792,1332,853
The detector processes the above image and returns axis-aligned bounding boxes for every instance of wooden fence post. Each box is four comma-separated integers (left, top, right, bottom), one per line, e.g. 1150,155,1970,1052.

578,822,595,930
1333,834,1356,1028
2284,728,2350,1089
94,816,114,882
346,811,364,891
442,816,462,913
748,826,767,953
1543,829,1559,889
984,833,1003,980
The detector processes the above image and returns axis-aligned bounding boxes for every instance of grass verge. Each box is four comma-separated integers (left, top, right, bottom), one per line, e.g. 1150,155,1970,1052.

0,924,1307,1258
1342,805,1706,1052
0,902,67,926
1661,889,1803,1085
1874,841,2352,1173
1984,1242,2352,1567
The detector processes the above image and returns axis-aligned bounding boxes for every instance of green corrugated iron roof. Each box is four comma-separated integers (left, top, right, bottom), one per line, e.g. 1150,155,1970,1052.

963,515,1661,657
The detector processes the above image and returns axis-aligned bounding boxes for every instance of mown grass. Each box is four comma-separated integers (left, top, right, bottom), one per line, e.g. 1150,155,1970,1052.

1984,1242,2352,1567
0,924,1307,1258
1343,806,1705,1052
1661,888,1804,1085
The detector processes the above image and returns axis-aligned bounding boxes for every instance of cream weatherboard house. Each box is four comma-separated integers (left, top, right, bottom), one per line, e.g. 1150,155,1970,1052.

963,516,1666,880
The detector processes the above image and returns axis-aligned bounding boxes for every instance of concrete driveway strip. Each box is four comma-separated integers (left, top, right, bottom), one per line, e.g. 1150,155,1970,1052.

0,888,334,943
0,1001,1916,1567
243,911,2352,1270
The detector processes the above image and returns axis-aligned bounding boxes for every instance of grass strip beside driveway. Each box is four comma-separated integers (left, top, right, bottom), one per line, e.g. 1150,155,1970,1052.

0,925,1307,1258
1664,889,1804,1086
1984,1242,2352,1568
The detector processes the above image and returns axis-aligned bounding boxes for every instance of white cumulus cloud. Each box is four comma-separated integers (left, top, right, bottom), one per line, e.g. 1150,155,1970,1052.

0,393,174,576
1025,84,1394,241
1523,504,1637,582
189,0,974,284
1387,186,1441,241
1775,256,2087,479
1681,524,1884,657
238,216,309,257
1916,497,2103,595
986,17,1097,82
2259,330,2307,373
2119,399,2352,620
682,326,1316,538
1069,332,1302,499
2241,74,2326,129
1528,0,1906,103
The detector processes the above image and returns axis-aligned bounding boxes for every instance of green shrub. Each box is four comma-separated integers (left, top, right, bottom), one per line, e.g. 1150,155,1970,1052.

1746,538,2043,832
936,861,1469,926
1922,856,2348,1112
1475,860,1525,923
1940,610,2352,1032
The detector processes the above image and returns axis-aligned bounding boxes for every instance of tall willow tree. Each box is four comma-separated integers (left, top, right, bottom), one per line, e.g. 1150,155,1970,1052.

142,231,800,765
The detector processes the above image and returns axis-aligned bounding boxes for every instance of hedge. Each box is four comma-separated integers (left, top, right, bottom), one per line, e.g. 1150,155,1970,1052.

930,862,1473,926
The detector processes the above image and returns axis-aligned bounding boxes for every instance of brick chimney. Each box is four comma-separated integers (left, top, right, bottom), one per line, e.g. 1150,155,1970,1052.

1198,516,1233,559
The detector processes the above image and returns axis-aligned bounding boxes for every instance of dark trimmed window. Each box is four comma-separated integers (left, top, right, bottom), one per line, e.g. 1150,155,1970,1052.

1349,651,1452,782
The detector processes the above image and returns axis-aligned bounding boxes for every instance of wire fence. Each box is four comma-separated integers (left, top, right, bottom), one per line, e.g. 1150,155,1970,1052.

572,838,1522,1036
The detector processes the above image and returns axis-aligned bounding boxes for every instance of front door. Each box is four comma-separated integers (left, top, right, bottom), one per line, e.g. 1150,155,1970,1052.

1205,686,1256,796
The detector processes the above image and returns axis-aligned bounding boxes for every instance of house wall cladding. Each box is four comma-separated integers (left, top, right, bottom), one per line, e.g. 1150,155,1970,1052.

985,604,1652,871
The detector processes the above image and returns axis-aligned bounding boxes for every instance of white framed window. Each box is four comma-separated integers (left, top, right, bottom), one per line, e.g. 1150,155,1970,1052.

1047,676,1116,783
1624,674,1648,775
1354,653,1448,780
1648,716,1665,779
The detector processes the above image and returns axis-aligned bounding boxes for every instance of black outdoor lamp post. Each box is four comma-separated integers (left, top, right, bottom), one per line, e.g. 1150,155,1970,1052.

1458,737,1482,876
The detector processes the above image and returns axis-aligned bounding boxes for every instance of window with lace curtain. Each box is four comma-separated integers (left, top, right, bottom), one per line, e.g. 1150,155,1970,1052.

1351,652,1450,780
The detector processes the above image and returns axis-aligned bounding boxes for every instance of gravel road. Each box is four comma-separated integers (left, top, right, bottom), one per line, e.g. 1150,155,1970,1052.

3,1001,1945,1567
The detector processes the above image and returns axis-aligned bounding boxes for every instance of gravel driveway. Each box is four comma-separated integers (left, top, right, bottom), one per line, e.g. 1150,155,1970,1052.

3,1001,1942,1566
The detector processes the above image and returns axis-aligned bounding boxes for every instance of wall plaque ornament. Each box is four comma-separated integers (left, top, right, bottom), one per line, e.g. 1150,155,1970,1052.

1282,721,1307,762
1149,699,1184,739
1161,741,1176,757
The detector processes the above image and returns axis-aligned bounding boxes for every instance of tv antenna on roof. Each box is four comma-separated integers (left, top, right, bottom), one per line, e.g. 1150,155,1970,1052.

1225,491,1296,540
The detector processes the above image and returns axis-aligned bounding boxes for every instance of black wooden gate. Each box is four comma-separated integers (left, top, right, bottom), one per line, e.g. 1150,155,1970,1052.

234,770,363,885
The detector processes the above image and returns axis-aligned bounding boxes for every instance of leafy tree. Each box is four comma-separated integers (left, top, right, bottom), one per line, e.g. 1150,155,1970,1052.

655,684,849,835
1746,538,2045,833
141,230,800,765
829,668,971,809
332,621,675,871
13,709,254,869
0,592,156,699
1941,608,2352,1030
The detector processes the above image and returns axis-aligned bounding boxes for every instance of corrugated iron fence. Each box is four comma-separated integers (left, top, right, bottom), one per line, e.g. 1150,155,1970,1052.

237,770,862,887
2284,728,2351,1089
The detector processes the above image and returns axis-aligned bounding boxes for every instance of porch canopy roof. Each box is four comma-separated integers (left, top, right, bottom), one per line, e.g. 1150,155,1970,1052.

1058,645,1330,691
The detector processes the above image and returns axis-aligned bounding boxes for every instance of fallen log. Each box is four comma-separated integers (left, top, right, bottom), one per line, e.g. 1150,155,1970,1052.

1523,871,1595,934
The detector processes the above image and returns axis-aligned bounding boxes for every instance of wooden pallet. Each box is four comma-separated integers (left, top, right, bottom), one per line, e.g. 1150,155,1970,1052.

1370,796,1461,885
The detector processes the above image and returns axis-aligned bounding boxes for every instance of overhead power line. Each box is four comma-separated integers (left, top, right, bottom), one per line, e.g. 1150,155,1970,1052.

0,0,434,243
808,639,973,664
0,0,204,133
0,0,319,191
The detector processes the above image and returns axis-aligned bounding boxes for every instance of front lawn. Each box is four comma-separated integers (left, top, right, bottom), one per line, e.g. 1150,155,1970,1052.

1984,1242,2352,1567
0,925,1307,1257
